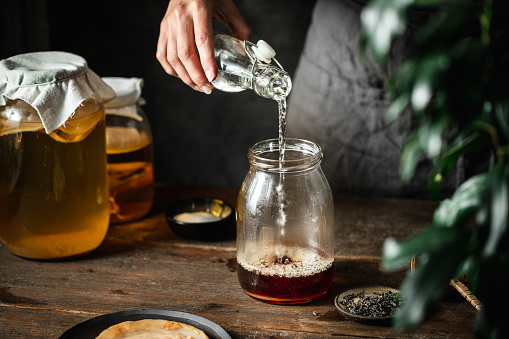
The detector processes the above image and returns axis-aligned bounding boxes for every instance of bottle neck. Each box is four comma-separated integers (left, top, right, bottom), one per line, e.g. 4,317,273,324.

251,65,292,100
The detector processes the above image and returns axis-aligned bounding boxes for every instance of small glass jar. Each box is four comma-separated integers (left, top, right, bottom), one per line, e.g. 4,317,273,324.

236,138,335,304
103,77,154,223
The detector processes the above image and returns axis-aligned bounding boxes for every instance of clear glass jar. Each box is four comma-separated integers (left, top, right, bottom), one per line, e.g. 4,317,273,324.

105,103,154,223
236,138,334,304
103,77,154,224
0,96,110,260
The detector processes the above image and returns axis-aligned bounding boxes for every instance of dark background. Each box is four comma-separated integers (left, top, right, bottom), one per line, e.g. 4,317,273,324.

1,0,317,188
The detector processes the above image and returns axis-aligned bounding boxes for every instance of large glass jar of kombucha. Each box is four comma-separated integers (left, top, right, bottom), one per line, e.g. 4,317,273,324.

236,138,335,304
102,77,154,223
0,52,115,260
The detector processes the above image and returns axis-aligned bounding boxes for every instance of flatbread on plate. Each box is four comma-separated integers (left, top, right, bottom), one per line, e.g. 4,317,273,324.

96,319,209,339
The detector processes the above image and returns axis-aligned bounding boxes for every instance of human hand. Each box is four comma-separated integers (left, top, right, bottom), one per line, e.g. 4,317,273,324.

157,0,251,94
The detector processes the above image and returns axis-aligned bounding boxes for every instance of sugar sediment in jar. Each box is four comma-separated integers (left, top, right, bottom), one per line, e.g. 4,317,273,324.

237,243,334,304
0,99,110,260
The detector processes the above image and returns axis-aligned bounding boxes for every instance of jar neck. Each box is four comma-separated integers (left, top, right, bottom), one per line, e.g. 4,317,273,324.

248,138,322,173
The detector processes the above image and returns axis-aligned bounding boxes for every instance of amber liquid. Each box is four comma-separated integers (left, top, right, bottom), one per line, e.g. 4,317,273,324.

0,110,110,260
237,247,334,304
107,126,154,223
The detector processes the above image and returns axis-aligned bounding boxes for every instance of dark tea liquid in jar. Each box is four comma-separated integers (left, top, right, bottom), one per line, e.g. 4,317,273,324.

236,139,334,304
237,244,333,304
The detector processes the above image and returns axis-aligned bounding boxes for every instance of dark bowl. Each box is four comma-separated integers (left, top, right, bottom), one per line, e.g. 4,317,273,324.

164,197,235,241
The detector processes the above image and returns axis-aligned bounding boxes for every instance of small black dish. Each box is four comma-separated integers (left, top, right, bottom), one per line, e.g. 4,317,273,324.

165,197,235,241
334,286,401,326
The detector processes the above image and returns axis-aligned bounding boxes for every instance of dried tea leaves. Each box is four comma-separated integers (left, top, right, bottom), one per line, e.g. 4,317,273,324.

339,290,405,318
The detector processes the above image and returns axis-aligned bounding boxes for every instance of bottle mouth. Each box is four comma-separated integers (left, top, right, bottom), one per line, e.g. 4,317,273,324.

248,138,322,173
270,72,292,100
251,65,292,101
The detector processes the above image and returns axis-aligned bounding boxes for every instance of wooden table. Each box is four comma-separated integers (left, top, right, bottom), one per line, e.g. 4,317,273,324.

0,184,477,338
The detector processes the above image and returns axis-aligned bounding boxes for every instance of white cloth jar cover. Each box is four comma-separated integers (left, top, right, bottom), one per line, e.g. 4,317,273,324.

102,77,144,122
0,51,115,134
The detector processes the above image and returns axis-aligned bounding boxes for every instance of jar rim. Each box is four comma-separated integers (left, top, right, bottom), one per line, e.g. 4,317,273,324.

248,138,322,172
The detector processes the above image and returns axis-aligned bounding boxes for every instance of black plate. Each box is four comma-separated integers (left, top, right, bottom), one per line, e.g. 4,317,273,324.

59,309,231,339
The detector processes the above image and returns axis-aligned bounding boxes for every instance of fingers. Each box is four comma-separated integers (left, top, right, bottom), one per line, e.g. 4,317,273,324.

179,4,214,93
194,6,216,84
175,13,212,93
156,13,177,77
156,1,214,94
156,0,252,94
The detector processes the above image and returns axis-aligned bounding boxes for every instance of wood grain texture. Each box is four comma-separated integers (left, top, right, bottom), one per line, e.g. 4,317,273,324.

0,185,475,338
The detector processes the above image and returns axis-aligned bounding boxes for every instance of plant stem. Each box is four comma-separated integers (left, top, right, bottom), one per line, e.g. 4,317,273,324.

480,0,493,45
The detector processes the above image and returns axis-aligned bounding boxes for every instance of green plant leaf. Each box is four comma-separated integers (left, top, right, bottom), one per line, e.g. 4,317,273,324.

494,100,509,142
409,2,478,57
388,55,444,119
475,307,499,339
429,117,494,199
360,0,507,335
409,55,451,114
413,0,468,6
418,115,449,159
482,162,509,257
382,227,466,271
393,240,466,329
400,115,450,184
456,254,480,293
433,173,487,228
387,93,410,122
400,131,423,184
360,0,414,63
438,131,491,179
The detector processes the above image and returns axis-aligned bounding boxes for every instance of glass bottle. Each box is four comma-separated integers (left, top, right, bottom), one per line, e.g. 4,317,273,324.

236,138,335,304
103,77,154,223
212,33,292,100
0,51,113,260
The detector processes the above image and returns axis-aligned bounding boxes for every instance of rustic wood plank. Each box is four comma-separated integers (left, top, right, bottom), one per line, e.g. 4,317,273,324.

0,248,475,338
0,185,476,338
333,194,437,258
